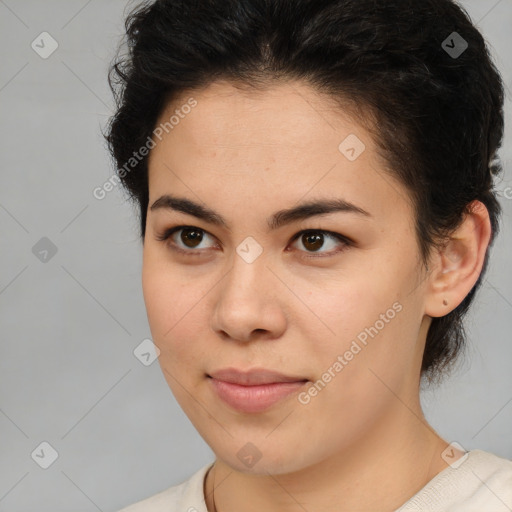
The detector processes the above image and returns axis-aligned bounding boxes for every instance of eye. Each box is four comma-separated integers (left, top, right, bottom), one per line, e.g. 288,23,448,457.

288,229,351,259
155,226,352,258
155,225,219,255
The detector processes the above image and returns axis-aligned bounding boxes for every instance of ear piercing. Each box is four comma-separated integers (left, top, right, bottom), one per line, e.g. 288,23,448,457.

443,299,448,306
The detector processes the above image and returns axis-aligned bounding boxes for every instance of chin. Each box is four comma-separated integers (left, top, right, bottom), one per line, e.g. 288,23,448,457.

212,437,324,476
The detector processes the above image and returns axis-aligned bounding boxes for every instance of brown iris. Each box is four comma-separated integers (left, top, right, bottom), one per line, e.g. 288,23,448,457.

301,232,324,252
180,228,204,248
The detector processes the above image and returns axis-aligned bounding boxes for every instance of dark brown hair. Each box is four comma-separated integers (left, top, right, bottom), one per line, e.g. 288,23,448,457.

104,0,505,386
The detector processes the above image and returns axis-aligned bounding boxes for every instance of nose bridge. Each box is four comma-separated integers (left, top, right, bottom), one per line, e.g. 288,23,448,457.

211,240,285,341
223,241,269,302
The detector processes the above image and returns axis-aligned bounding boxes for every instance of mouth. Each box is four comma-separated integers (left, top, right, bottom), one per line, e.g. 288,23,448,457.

207,367,309,413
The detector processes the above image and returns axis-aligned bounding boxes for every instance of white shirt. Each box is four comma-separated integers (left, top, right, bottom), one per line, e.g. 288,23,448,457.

117,449,512,512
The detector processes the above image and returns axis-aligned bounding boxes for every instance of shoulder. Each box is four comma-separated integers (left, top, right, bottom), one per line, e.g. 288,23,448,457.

450,449,512,494
470,449,512,475
116,463,214,512
397,449,512,512
467,450,512,497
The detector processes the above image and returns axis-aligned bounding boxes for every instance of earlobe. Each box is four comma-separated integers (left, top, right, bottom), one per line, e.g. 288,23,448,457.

424,200,492,318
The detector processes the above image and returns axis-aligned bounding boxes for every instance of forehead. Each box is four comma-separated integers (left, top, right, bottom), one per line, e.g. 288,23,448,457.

147,80,413,224
155,80,364,149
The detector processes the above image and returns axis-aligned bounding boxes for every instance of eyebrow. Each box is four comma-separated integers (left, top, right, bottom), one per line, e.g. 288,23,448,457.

149,194,372,231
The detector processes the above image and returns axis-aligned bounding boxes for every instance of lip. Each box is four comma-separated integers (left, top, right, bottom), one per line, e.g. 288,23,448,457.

208,368,308,413
208,367,307,385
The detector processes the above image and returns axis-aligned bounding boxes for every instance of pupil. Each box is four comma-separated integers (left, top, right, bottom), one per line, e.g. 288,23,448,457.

181,228,203,248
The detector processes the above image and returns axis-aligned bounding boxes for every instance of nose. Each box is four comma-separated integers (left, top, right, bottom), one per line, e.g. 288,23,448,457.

210,251,287,343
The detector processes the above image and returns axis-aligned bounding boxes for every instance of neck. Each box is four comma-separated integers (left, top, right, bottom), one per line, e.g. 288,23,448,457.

204,403,454,512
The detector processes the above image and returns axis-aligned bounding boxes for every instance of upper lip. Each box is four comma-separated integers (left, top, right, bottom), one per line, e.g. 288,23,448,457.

208,368,308,386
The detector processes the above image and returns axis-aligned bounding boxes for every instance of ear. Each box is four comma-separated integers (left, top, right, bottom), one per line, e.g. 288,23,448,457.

424,200,492,318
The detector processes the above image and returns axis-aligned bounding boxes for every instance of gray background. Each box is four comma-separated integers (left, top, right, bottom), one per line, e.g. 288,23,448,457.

0,1,511,511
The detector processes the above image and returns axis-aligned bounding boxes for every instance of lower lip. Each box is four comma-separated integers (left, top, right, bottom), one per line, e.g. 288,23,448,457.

209,377,307,413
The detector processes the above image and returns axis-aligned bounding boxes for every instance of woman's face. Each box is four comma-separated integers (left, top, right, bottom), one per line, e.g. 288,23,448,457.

142,80,432,474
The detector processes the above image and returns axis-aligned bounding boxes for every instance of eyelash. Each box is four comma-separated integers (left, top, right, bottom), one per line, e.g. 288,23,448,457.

155,225,353,260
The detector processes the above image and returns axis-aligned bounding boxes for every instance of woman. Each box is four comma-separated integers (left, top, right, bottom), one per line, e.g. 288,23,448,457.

106,0,512,510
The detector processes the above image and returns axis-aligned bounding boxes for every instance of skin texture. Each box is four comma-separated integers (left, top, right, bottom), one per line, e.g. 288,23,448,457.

142,80,490,512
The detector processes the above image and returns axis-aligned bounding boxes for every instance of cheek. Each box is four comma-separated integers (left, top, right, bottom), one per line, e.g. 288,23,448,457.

141,256,211,366
301,264,417,381
142,260,172,338
303,273,392,344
